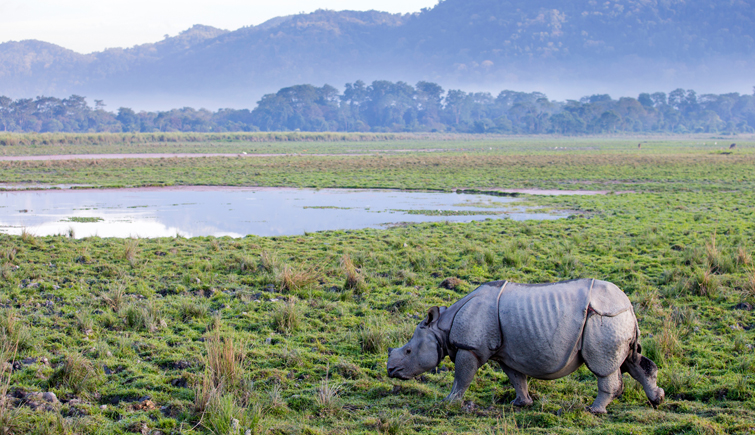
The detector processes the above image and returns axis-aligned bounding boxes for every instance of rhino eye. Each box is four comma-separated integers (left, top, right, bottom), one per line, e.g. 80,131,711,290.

405,349,411,355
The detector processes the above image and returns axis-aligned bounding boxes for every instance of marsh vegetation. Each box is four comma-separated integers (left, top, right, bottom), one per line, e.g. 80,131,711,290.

0,136,753,434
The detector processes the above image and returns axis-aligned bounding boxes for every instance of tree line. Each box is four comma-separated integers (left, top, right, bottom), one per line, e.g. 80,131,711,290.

1,82,754,135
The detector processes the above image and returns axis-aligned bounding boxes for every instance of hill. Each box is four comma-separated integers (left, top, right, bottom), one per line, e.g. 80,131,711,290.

1,0,753,109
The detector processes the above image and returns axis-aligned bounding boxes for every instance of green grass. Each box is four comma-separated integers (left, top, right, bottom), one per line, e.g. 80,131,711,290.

0,137,754,434
1,137,754,193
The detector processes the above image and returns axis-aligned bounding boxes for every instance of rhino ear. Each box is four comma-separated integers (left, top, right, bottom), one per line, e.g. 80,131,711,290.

425,306,441,326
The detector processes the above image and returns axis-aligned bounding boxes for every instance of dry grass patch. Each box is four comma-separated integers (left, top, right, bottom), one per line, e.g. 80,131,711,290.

341,254,366,294
276,265,318,292
204,332,247,393
745,270,755,298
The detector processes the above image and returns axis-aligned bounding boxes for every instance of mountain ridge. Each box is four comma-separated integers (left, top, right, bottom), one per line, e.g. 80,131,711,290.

1,0,753,109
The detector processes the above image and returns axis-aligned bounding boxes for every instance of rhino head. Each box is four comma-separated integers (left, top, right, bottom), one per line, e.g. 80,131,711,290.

387,306,446,380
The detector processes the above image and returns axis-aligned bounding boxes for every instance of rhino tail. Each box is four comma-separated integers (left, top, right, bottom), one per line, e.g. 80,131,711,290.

623,312,642,371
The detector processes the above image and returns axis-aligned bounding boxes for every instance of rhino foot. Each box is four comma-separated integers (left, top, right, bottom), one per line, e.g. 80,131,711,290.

511,396,533,407
587,405,607,415
648,387,665,409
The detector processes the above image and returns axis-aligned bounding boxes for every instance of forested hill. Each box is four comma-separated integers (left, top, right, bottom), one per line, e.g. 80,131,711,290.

0,0,753,109
2,82,754,135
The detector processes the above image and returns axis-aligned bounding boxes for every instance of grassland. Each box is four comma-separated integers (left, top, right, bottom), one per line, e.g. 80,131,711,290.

1,136,754,434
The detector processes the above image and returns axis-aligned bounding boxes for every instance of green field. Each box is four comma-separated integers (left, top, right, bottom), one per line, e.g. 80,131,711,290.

1,135,754,434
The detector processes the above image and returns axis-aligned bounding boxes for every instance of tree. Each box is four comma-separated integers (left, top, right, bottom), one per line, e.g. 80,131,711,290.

638,93,653,107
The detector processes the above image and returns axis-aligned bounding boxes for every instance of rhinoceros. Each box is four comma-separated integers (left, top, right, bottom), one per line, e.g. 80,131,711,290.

387,278,664,414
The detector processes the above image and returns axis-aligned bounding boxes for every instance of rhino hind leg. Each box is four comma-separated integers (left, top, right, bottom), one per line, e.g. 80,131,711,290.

622,354,665,408
588,370,624,414
445,350,481,402
581,311,636,413
498,363,533,407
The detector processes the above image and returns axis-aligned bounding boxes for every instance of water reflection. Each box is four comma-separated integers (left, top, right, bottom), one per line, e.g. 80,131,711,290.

0,187,566,238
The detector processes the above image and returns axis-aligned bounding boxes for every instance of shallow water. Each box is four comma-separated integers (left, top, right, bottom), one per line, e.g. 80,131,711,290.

0,187,566,238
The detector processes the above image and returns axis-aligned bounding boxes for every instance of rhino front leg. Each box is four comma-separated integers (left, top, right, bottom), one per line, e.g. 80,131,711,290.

444,350,481,401
498,363,533,406
588,370,623,414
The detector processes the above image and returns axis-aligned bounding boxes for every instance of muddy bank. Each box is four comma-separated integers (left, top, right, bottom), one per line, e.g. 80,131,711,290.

457,188,634,196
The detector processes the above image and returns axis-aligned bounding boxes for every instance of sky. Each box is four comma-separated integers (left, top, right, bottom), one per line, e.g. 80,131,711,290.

0,0,438,53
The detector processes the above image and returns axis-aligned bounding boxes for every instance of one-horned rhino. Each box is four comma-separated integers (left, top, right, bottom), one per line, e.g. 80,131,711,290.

387,278,664,414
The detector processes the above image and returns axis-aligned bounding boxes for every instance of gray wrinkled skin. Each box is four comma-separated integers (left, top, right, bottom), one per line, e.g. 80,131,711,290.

387,278,665,414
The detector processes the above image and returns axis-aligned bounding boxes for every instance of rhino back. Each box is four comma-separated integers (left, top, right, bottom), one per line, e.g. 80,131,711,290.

589,280,632,316
447,283,505,355
498,279,592,377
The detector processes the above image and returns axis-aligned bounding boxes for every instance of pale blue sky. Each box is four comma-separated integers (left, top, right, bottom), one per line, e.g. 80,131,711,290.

0,0,438,53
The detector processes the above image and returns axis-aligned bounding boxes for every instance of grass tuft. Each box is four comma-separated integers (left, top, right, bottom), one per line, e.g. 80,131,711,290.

124,301,165,332
0,310,33,352
101,284,126,312
736,247,751,268
272,298,301,333
0,341,20,435
204,332,247,394
123,239,139,265
178,299,208,321
259,251,278,273
316,364,343,413
276,265,317,293
49,353,101,397
689,268,720,298
341,254,366,294
359,318,388,354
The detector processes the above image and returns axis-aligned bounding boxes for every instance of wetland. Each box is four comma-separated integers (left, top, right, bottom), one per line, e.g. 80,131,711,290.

0,134,754,435
0,187,564,238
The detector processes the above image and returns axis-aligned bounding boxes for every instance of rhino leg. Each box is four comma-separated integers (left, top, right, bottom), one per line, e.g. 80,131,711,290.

498,363,533,407
581,311,635,413
445,350,481,401
588,370,624,414
623,355,665,408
